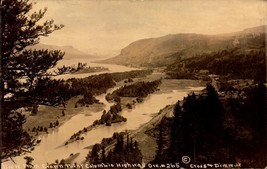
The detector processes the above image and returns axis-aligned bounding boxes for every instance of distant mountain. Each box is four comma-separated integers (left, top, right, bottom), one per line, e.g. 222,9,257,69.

101,25,266,67
30,43,98,60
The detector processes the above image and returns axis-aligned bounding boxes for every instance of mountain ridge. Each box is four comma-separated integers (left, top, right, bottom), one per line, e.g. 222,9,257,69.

100,25,266,67
30,43,98,60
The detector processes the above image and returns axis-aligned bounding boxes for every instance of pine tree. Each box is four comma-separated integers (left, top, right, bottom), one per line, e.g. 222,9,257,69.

101,146,106,163
155,122,164,162
90,144,100,164
24,156,34,169
62,109,65,116
169,101,183,162
114,135,124,153
203,83,223,135
1,0,79,159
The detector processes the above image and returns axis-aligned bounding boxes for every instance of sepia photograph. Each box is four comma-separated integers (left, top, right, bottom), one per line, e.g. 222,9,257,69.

1,0,267,168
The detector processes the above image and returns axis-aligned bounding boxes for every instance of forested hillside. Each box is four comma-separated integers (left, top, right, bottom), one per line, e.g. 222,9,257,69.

166,47,266,81
148,83,266,168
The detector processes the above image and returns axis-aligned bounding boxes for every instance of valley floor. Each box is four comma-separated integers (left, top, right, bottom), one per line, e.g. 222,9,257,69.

19,69,205,166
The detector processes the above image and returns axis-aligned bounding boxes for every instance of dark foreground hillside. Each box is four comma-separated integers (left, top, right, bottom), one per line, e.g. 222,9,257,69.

147,83,266,168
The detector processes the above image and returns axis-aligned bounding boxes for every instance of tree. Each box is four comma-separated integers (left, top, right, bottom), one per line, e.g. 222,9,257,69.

168,101,183,162
62,109,65,117
24,156,34,169
55,120,59,126
203,83,223,135
31,104,38,115
89,144,100,164
155,122,164,162
1,0,80,159
101,146,106,163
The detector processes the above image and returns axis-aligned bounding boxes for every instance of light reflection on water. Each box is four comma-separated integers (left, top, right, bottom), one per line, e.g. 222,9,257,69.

53,59,138,80
2,60,205,167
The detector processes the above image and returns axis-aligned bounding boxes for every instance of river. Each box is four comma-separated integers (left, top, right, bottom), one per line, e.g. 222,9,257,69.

53,59,138,80
2,60,204,168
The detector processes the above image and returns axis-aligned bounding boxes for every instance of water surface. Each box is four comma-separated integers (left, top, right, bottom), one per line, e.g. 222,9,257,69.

2,61,204,167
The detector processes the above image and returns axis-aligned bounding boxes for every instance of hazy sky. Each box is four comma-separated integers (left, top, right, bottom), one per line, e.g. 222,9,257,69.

34,0,267,56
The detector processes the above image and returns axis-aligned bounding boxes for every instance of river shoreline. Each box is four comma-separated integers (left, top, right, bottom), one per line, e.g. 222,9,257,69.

23,96,105,138
23,68,204,139
95,104,175,165
3,64,205,167
23,70,163,139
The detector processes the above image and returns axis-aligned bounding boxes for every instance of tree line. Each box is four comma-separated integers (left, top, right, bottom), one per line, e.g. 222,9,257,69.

149,83,266,167
46,132,143,169
65,77,159,145
68,70,154,108
93,103,127,126
111,79,162,98
87,132,142,169
166,48,266,82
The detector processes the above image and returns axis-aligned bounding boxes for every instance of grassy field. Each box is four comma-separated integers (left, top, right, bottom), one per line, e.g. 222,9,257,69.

23,96,104,136
160,79,205,91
